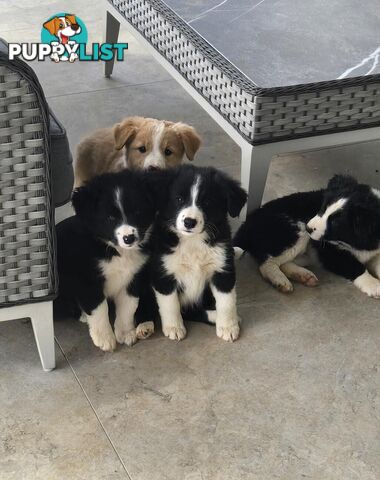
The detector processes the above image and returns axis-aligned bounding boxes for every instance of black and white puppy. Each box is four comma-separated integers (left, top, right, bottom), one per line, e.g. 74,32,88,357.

56,171,157,351
234,175,380,298
150,165,247,342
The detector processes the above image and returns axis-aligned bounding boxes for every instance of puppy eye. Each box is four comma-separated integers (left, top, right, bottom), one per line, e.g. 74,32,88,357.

59,23,64,28
164,148,172,156
176,196,184,204
138,146,146,153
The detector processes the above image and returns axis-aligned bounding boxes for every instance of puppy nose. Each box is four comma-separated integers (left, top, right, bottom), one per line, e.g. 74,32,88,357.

306,225,315,234
184,217,197,229
123,234,136,245
71,23,80,31
148,165,160,172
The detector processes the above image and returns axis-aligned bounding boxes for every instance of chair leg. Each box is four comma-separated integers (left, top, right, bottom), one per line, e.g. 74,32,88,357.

240,143,274,215
30,301,55,372
104,10,120,78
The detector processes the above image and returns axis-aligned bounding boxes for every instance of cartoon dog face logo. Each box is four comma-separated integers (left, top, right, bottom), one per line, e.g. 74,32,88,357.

43,14,82,63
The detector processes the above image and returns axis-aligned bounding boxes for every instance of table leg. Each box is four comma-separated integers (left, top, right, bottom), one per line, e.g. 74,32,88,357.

240,142,275,215
104,10,120,78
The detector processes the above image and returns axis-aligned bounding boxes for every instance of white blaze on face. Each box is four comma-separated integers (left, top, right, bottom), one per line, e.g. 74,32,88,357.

307,198,347,240
143,122,166,170
176,175,205,235
114,188,139,249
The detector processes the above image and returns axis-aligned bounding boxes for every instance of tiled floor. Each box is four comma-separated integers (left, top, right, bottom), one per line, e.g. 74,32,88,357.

1,1,380,479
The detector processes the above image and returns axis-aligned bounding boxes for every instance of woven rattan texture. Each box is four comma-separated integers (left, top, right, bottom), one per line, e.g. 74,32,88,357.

0,66,55,305
254,83,380,143
109,0,380,144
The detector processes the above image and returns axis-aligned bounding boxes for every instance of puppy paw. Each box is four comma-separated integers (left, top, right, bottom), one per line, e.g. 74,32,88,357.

275,279,294,294
90,328,116,352
354,271,380,298
303,273,319,287
136,321,155,340
115,328,138,346
217,323,240,342
290,268,319,287
162,325,187,341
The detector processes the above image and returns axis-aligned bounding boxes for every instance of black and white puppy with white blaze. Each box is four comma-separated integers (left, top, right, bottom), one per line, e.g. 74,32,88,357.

56,171,156,351
234,174,380,298
150,165,247,342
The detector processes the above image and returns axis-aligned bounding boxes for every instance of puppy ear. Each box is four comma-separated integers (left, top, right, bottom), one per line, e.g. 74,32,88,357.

71,183,99,219
173,123,201,161
43,17,59,36
215,171,247,218
114,117,142,150
327,174,358,192
66,14,77,24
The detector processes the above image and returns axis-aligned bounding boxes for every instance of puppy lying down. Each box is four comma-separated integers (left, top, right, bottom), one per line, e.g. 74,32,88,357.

234,175,380,298
74,116,201,187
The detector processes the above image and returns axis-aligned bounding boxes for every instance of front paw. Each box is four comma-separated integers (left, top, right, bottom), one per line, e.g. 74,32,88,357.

115,328,138,346
217,323,240,342
354,271,380,298
136,321,155,340
162,324,187,341
90,327,117,351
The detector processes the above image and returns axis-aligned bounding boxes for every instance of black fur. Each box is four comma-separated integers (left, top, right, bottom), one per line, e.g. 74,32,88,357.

234,175,380,287
147,164,247,336
56,170,158,349
234,190,323,263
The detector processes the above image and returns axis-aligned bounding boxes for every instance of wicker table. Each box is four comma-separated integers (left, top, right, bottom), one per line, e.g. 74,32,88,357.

104,0,380,212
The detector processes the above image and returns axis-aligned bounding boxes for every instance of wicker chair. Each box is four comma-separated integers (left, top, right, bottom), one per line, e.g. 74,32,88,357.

0,40,73,370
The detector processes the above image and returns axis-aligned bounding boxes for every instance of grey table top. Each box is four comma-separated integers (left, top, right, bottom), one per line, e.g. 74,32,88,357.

164,0,380,88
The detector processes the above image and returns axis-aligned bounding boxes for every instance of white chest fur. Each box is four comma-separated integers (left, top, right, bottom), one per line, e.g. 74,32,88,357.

163,234,226,305
99,249,146,299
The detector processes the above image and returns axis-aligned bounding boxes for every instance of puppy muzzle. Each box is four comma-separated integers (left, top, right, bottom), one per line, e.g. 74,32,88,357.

115,224,140,249
176,207,204,235
306,216,324,241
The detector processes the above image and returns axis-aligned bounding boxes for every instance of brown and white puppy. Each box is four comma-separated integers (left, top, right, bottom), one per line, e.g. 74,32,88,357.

74,117,201,188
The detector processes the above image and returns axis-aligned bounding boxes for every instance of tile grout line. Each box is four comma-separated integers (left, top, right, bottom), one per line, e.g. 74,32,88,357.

55,338,133,480
45,78,173,100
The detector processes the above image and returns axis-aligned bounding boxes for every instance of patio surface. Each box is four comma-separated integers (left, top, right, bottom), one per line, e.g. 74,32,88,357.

1,1,380,479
